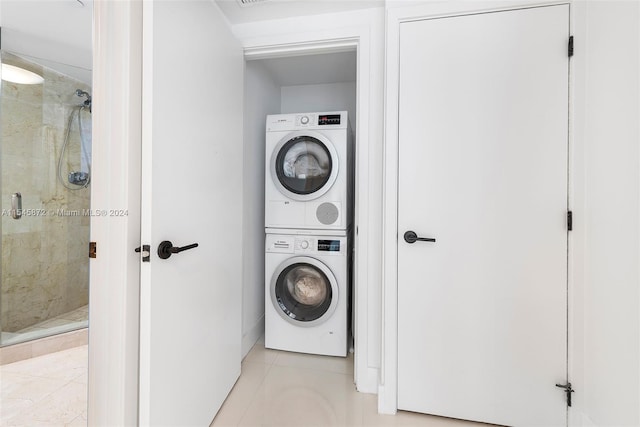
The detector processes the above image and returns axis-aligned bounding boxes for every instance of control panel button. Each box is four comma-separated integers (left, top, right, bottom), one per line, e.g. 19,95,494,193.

300,240,309,249
300,116,309,125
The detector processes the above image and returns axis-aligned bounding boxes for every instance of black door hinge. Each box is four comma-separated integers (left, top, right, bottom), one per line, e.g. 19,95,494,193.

568,36,574,57
135,244,151,262
567,211,573,231
556,382,575,407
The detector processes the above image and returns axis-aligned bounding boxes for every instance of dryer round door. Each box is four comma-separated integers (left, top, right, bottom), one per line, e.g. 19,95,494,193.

270,131,339,201
270,256,339,327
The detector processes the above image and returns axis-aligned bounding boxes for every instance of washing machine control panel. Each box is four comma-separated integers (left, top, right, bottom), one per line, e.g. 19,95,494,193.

293,237,343,254
266,234,345,254
267,112,348,131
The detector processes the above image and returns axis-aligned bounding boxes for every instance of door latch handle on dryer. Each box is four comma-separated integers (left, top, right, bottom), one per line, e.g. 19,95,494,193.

403,231,436,244
157,241,199,260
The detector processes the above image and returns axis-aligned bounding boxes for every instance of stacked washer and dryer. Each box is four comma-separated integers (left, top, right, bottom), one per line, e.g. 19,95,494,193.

264,111,353,357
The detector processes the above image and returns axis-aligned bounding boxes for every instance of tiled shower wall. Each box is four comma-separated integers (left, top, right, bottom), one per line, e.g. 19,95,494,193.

1,55,91,332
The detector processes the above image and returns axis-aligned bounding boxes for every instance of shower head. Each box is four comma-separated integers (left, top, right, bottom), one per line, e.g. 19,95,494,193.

75,89,92,112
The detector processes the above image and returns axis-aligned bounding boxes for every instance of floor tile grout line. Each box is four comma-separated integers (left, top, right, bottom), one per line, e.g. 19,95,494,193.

269,351,279,366
29,375,81,407
0,370,74,384
270,360,352,375
234,362,275,427
3,378,87,426
0,371,87,384
1,379,77,426
226,361,274,427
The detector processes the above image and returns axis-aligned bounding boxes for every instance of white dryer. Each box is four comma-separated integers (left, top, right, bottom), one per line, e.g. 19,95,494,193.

265,111,353,231
265,231,350,357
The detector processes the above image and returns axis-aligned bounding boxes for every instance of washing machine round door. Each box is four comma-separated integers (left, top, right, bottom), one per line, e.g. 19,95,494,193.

270,256,339,327
271,131,339,201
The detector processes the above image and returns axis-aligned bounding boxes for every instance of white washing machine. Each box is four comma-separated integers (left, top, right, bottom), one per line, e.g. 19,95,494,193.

265,231,350,357
265,111,353,231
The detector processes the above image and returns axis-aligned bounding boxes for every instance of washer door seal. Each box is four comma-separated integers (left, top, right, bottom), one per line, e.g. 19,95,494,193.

270,256,339,327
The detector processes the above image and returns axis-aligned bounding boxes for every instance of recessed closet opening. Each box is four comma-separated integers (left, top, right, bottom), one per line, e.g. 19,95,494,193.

242,47,358,375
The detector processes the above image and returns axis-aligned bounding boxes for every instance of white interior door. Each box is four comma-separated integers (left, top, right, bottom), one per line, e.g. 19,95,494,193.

139,1,243,425
397,6,569,427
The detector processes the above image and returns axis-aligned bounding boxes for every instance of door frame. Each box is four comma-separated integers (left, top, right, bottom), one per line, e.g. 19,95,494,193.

380,0,574,416
240,12,383,394
88,1,143,425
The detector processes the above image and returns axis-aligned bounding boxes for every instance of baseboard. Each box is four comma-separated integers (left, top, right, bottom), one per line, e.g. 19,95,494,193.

241,315,265,359
377,383,397,415
356,365,379,394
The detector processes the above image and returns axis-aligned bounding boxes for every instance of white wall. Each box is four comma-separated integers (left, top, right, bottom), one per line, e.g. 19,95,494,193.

242,60,281,358
281,82,357,131
572,1,640,425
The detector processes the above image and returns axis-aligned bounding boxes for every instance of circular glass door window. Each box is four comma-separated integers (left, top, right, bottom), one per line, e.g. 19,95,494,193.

274,263,333,323
275,136,333,195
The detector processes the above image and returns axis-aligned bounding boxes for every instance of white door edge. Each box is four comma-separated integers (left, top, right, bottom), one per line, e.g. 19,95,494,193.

138,0,154,424
381,0,573,416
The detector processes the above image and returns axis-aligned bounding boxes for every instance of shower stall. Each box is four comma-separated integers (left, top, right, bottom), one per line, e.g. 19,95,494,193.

0,50,91,347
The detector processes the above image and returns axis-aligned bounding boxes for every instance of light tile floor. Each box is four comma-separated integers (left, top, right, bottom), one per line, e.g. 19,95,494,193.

212,340,483,427
1,339,483,427
0,345,88,426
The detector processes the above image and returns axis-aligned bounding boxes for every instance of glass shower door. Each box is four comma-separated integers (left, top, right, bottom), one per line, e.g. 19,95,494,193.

0,50,91,346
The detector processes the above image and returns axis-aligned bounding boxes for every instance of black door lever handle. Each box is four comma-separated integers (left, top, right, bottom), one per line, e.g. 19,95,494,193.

158,240,199,259
404,231,436,244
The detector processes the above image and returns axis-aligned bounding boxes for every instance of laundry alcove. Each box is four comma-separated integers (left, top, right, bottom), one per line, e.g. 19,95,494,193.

241,48,358,370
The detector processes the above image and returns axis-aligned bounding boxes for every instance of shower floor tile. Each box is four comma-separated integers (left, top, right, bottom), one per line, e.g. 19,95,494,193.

16,305,88,334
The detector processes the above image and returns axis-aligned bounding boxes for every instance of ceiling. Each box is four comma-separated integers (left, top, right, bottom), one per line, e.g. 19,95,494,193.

0,0,93,83
0,0,378,84
254,50,356,86
214,0,384,25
